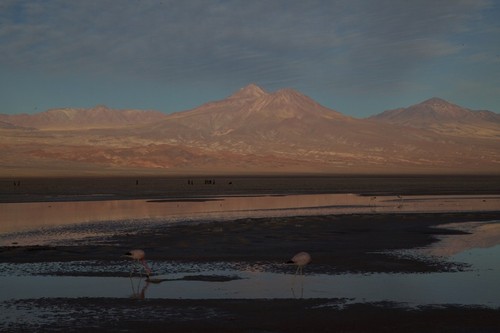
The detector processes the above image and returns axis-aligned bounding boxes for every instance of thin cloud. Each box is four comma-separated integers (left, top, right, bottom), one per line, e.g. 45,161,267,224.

0,0,498,114
0,1,491,72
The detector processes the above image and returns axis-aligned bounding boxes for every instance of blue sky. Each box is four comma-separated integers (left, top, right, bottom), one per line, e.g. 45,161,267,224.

1,0,499,117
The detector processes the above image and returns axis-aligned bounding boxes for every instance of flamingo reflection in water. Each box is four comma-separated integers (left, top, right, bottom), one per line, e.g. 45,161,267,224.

124,249,165,299
287,251,312,298
124,249,183,299
130,277,151,299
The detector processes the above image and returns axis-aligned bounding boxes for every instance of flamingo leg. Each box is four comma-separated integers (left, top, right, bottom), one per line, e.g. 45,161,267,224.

291,266,306,299
291,265,301,291
140,259,152,277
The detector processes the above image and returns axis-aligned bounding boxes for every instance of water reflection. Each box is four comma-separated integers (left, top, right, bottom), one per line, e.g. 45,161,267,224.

419,220,500,257
2,261,499,306
291,274,307,299
130,277,150,299
1,242,500,306
1,194,499,245
0,193,368,234
1,194,500,306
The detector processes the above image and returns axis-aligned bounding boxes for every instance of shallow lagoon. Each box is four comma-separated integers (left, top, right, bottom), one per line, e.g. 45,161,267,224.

0,193,499,308
1,193,498,245
1,241,500,306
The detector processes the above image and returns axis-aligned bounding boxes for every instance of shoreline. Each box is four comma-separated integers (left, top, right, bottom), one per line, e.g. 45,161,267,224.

2,174,500,203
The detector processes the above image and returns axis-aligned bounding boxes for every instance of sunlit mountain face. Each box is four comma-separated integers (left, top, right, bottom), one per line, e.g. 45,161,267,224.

1,85,499,176
369,97,500,138
0,106,166,130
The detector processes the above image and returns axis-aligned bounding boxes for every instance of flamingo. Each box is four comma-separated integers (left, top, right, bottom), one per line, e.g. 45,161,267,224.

287,251,311,276
124,249,152,278
287,251,311,298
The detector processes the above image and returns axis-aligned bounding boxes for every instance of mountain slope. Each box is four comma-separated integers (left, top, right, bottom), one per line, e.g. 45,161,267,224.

143,84,351,141
0,120,22,129
0,105,167,130
118,86,498,173
228,83,268,99
1,87,499,175
369,98,500,137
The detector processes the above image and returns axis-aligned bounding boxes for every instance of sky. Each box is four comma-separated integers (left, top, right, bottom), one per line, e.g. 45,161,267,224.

1,0,499,118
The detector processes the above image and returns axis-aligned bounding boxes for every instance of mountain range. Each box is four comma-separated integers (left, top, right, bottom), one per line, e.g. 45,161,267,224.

1,84,499,176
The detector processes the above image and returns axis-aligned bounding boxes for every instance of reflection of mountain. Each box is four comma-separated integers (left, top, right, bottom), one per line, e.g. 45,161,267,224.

1,85,499,175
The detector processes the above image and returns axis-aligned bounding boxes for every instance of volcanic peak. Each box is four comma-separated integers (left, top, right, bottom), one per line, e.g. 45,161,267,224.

421,97,452,106
229,83,268,99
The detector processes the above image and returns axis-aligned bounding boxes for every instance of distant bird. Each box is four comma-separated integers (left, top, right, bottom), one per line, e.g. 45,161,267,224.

287,251,312,276
124,249,152,278
396,194,403,208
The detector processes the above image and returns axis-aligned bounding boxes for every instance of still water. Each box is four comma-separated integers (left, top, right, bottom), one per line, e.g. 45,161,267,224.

1,241,500,306
1,193,499,245
0,194,499,307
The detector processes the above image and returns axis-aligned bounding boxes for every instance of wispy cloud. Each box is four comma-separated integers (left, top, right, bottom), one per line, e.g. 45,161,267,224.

0,0,498,114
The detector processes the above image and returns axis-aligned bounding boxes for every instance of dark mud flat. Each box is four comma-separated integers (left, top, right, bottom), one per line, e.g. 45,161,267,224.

2,174,500,202
1,213,500,332
3,298,500,333
2,212,499,274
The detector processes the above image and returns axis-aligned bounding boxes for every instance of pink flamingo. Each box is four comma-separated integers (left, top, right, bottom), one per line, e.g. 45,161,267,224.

124,249,152,278
287,251,312,276
287,251,312,298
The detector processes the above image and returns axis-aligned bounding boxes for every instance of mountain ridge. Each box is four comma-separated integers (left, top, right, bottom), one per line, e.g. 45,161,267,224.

369,97,500,137
1,84,499,175
0,105,166,130
146,85,350,142
228,83,268,99
2,85,498,131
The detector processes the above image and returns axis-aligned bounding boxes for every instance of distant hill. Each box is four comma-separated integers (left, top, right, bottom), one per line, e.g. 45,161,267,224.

0,120,17,129
0,105,167,130
1,86,499,176
369,98,500,138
